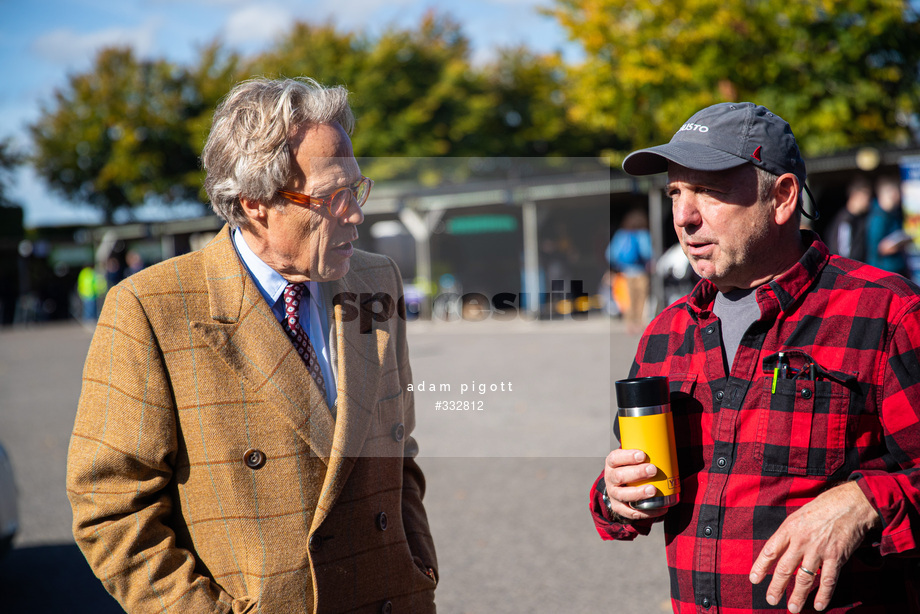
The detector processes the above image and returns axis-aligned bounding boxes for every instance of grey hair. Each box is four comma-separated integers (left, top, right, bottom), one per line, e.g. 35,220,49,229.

202,77,355,227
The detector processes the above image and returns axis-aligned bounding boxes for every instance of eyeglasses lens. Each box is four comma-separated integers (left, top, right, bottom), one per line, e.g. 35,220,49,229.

354,179,370,206
331,179,371,216
330,189,349,217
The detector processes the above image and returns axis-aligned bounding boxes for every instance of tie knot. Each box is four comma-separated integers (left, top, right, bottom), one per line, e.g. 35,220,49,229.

283,282,306,315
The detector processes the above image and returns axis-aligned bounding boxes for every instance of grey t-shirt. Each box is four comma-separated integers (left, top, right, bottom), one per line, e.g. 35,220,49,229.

712,288,760,370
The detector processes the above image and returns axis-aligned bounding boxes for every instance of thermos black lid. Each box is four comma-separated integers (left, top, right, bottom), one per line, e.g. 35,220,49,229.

615,376,669,408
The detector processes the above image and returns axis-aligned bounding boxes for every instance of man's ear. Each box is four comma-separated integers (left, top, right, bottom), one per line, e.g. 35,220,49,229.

240,196,268,224
772,174,800,225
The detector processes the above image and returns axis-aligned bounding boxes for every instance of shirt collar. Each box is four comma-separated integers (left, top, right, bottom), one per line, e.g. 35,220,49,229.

232,227,289,306
686,230,830,320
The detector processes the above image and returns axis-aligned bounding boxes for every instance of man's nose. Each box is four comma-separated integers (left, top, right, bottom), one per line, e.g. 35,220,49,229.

672,193,700,228
341,194,365,226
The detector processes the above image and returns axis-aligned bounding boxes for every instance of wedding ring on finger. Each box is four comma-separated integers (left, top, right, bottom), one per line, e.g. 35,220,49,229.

799,566,819,577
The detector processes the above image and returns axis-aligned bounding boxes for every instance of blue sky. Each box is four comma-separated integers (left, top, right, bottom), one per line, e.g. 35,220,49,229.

1,0,576,227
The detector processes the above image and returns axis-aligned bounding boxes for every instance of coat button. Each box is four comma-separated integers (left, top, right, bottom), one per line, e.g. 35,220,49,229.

379,600,393,614
717,457,727,468
392,423,405,442
376,511,389,531
704,526,713,536
715,390,724,401
309,534,323,553
244,449,266,469
801,388,813,399
702,597,712,609
705,326,714,335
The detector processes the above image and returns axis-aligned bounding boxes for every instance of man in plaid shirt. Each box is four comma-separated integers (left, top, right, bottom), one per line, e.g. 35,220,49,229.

591,102,920,613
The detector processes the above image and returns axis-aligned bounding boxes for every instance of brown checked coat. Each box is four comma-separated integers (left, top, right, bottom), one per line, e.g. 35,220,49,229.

66,225,437,614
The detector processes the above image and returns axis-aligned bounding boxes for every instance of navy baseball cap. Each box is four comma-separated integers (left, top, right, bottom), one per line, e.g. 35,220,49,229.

622,102,807,186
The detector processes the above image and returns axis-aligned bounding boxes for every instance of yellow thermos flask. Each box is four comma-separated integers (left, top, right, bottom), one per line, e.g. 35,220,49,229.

615,376,680,510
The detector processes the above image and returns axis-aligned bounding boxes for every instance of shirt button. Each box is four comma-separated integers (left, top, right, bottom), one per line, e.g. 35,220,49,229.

392,423,405,442
702,597,712,609
715,390,724,401
801,388,813,399
717,457,727,468
376,511,389,531
704,526,713,536
309,534,323,553
244,448,266,470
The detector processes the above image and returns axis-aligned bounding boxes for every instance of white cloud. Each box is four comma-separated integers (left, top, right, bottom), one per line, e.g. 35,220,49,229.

223,4,293,46
30,19,162,67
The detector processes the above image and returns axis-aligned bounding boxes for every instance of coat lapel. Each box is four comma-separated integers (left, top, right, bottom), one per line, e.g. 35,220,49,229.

311,270,386,531
191,226,336,465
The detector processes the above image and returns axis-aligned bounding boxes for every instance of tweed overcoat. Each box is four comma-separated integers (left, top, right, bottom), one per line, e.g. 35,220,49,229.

66,225,437,614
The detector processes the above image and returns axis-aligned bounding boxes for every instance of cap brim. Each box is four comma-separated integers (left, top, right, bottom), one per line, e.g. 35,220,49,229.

623,142,748,176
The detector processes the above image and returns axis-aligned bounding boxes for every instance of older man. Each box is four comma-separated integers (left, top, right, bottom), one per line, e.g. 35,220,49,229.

591,102,920,613
67,77,437,614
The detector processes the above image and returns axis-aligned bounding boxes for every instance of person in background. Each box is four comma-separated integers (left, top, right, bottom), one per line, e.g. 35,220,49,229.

124,249,145,278
76,265,105,321
104,256,122,289
866,175,910,277
607,208,653,333
823,175,870,261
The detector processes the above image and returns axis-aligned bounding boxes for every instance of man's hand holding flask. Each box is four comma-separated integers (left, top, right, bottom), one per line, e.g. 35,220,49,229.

604,376,680,523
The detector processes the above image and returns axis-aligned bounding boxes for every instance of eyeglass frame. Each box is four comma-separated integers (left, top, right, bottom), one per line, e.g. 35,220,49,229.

276,176,374,217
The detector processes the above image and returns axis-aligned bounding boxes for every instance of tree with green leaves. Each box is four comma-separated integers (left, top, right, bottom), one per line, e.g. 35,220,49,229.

547,0,920,161
183,41,243,185
477,46,616,158
245,12,590,181
30,48,208,222
246,13,493,161
31,15,511,217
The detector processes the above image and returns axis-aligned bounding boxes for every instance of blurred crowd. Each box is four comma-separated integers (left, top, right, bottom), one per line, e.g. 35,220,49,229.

824,175,911,278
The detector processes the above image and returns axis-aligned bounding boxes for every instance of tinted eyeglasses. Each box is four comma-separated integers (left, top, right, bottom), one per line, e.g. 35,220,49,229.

277,176,373,217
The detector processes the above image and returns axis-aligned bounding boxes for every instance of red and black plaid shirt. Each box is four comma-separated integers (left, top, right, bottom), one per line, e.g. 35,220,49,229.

591,233,920,613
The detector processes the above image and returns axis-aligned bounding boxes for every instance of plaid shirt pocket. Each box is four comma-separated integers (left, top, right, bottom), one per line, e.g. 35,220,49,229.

756,352,858,478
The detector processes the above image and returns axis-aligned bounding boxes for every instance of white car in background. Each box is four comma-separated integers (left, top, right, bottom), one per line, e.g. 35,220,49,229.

0,442,17,556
